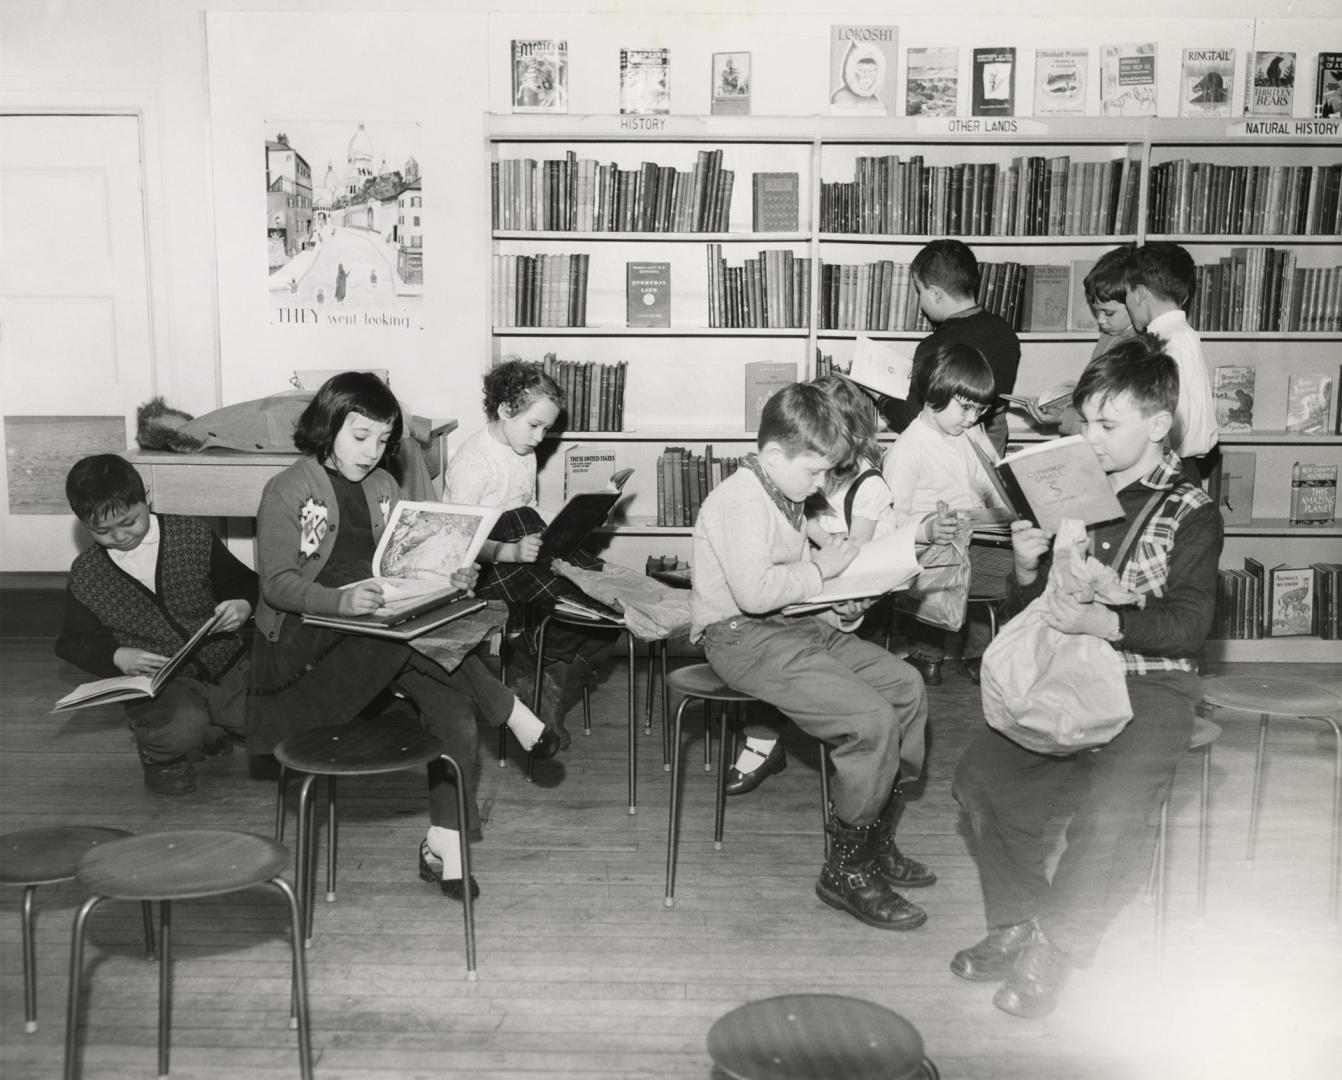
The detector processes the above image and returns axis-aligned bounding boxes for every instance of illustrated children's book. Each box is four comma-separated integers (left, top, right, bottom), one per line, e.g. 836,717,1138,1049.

829,24,898,116
1033,48,1087,117
905,47,959,117
1179,48,1235,118
984,435,1125,536
972,47,1016,117
1284,373,1334,434
620,48,670,115
511,39,568,114
1267,565,1314,636
1211,365,1256,432
1317,53,1342,118
53,610,227,713
539,467,634,559
782,521,922,614
711,51,751,116
1244,50,1295,117
1100,43,1157,117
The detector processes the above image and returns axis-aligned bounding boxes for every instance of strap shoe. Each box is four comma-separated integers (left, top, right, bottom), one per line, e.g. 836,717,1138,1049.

418,839,481,902
724,739,787,796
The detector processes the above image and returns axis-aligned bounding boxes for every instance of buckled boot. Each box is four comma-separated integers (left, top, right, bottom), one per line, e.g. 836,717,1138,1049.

874,788,937,888
815,816,927,931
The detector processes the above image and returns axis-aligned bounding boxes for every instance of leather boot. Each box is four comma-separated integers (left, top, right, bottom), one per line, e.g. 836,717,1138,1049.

815,816,927,931
874,788,936,888
993,922,1070,1019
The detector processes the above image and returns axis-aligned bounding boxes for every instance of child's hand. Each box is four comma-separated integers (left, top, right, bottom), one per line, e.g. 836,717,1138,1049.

338,580,386,616
919,508,960,545
813,535,859,579
450,566,478,595
114,647,169,677
1010,519,1050,583
832,598,874,620
515,533,543,563
212,599,252,633
1041,590,1119,639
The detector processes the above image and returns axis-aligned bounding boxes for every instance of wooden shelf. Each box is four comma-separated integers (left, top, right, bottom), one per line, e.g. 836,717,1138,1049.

494,326,808,337
1218,431,1342,446
494,230,810,243
817,233,1138,246
546,429,759,442
1223,519,1342,537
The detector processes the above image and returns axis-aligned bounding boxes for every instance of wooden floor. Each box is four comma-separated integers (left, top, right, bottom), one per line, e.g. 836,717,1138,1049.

2,619,1340,1079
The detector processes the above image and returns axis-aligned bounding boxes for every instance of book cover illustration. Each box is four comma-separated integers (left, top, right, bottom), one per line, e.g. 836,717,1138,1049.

512,39,568,113
1290,462,1337,526
1033,48,1087,117
711,52,751,116
1211,365,1255,432
752,172,800,232
626,261,671,327
906,46,959,117
1245,50,1295,116
1067,260,1099,332
1216,450,1256,527
1268,566,1314,636
829,24,898,116
1317,52,1342,118
1100,43,1157,117
1021,264,1071,332
972,47,1016,117
992,435,1125,536
1179,48,1235,118
620,48,670,115
744,361,797,432
1285,373,1334,434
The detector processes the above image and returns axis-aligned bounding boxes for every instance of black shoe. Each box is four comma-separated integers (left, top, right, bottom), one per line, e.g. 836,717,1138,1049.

873,840,937,889
958,658,982,685
950,919,1036,982
417,840,481,902
993,925,1070,1018
529,726,562,761
815,818,927,931
189,731,237,762
724,740,787,796
905,655,943,686
142,758,196,795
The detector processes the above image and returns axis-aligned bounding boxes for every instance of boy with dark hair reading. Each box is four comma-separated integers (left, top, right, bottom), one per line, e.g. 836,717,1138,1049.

691,382,932,930
56,454,257,795
950,337,1222,1018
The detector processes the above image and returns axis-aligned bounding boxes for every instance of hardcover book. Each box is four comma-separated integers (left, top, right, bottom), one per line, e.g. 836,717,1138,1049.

1317,52,1342,118
905,47,959,117
782,522,922,614
1100,43,1157,117
986,435,1125,536
711,52,751,116
1215,450,1257,527
972,47,1016,117
1290,462,1338,526
626,261,671,327
744,361,797,432
1267,565,1314,636
564,445,619,499
1021,264,1071,332
539,467,634,558
511,39,568,114
847,336,913,400
1179,48,1235,118
1067,259,1099,331
1245,50,1295,117
829,24,898,116
620,48,670,115
1211,365,1256,432
1033,48,1087,117
752,172,800,232
1284,373,1334,434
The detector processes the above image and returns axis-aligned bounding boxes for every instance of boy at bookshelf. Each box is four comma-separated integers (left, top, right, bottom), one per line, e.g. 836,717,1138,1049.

1123,241,1218,468
876,238,1021,455
691,382,933,930
950,338,1223,1018
55,454,257,795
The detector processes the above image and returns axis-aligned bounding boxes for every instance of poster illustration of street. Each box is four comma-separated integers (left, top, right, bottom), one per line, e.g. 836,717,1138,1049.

265,118,423,329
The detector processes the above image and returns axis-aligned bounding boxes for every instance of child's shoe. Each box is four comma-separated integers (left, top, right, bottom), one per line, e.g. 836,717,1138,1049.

142,758,196,795
904,655,943,686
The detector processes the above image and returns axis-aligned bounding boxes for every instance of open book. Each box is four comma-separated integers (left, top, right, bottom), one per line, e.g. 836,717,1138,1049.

1000,381,1076,415
782,522,922,615
301,500,500,637
983,436,1124,536
539,467,634,559
53,610,227,712
844,336,914,401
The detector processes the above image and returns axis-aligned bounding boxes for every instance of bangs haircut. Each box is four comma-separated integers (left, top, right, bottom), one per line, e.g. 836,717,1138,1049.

910,238,980,300
1083,244,1133,305
293,371,403,461
914,343,996,410
757,382,847,460
66,454,148,524
1124,242,1196,307
483,359,562,421
1072,335,1179,418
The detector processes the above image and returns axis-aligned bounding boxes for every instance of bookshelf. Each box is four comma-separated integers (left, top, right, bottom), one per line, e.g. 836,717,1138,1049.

487,114,1341,660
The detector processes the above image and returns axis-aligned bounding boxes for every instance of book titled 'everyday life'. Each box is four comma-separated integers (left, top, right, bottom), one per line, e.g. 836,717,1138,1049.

626,261,671,327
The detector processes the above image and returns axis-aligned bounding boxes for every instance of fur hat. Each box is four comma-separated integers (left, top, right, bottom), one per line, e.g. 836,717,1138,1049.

136,397,204,452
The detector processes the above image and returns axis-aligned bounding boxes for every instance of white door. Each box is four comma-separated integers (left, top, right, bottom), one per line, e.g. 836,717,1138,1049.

0,115,155,570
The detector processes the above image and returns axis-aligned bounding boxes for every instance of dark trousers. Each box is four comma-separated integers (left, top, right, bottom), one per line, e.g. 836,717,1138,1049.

952,668,1201,955
124,660,248,764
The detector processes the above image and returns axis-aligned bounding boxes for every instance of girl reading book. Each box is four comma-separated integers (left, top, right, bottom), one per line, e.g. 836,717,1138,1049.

247,372,558,902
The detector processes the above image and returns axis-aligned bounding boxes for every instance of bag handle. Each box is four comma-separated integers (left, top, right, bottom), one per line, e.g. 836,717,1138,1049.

843,467,882,532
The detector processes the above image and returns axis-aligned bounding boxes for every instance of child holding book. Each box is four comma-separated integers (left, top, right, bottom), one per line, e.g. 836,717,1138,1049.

248,372,557,902
56,454,257,796
951,338,1222,1019
692,382,933,929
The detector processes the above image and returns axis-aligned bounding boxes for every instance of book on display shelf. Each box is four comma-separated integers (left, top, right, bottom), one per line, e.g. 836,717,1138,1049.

711,51,751,116
511,39,568,114
906,47,958,118
1100,42,1157,117
1284,373,1334,435
744,361,798,432
626,261,671,328
1033,48,1086,117
828,24,898,117
752,172,800,232
971,47,1016,117
1244,50,1295,117
1289,462,1337,527
1266,565,1314,637
620,48,670,115
1211,365,1255,433
1179,48,1235,119
1317,53,1342,118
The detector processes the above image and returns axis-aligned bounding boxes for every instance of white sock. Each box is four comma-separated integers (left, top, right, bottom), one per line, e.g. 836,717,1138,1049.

426,826,463,880
733,736,777,774
505,695,546,750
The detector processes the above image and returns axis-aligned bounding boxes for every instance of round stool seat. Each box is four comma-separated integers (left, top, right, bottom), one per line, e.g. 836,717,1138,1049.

1201,676,1341,718
707,993,935,1080
274,726,445,775
1189,716,1221,751
77,830,289,902
0,826,131,887
667,663,755,704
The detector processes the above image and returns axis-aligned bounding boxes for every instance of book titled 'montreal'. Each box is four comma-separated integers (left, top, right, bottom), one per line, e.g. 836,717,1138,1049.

626,261,671,326
752,173,799,232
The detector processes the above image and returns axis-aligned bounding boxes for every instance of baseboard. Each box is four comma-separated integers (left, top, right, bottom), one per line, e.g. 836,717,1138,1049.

0,571,66,590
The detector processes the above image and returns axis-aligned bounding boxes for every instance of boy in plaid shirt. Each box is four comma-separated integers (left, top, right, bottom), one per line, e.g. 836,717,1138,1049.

950,338,1222,1018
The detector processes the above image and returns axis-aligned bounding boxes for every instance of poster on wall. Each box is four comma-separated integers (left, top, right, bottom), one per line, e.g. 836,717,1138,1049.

265,119,423,330
829,25,898,115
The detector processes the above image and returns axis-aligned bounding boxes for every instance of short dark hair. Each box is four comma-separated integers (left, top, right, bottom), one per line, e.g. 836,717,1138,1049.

66,454,147,524
1124,242,1196,307
910,238,979,300
758,382,848,461
1072,334,1179,418
1084,244,1134,306
483,359,562,422
293,371,402,461
913,342,996,410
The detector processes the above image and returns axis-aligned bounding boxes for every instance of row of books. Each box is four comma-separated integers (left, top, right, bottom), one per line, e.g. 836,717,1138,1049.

1212,368,1338,436
818,155,1141,238
492,253,590,327
1209,453,1338,527
1185,254,1342,334
491,150,735,233
1212,560,1342,640
655,446,743,527
539,354,627,433
1146,161,1342,237
706,245,812,329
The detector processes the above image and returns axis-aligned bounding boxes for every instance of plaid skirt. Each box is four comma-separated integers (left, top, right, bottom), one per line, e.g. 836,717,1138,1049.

475,507,603,605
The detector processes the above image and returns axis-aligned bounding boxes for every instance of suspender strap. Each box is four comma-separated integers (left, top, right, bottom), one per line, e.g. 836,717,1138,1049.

843,468,882,530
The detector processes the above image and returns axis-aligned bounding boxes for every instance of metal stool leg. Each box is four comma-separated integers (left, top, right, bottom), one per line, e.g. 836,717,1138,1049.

1197,741,1212,923
1246,712,1269,866
626,631,637,815
275,764,288,842
438,753,477,979
714,704,731,850
21,886,37,1033
157,900,172,1076
525,616,553,783
1316,714,1342,927
819,745,833,858
64,894,105,1080
326,775,338,903
293,773,320,947
141,901,156,961
660,641,670,768
269,877,313,1078
664,696,694,907
1153,799,1169,975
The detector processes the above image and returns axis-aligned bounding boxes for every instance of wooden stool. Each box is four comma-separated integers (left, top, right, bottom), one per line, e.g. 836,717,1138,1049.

1199,675,1342,925
63,829,311,1080
0,826,154,1034
273,726,476,976
707,993,938,1080
664,664,832,907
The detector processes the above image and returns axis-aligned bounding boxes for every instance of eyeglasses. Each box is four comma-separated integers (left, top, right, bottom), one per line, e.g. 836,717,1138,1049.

953,397,990,418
